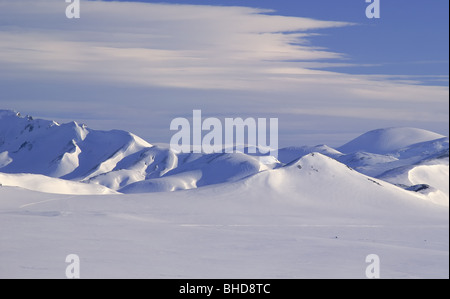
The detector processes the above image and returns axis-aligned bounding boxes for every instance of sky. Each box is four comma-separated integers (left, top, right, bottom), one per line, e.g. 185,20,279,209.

0,0,448,147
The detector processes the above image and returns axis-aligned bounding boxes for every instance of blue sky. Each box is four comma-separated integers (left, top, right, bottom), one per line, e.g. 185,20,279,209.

0,0,448,147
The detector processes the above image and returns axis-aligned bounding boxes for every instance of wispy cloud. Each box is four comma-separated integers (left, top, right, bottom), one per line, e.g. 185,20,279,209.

0,0,352,89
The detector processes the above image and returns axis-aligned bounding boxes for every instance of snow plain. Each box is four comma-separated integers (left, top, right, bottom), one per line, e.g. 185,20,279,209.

0,153,448,279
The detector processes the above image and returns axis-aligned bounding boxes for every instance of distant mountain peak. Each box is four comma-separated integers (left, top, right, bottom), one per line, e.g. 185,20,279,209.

338,127,445,155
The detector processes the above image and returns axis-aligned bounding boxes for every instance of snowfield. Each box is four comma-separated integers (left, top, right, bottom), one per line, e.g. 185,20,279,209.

0,110,448,278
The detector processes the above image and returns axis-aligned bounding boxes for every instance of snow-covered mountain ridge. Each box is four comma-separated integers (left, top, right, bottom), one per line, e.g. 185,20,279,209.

0,110,448,205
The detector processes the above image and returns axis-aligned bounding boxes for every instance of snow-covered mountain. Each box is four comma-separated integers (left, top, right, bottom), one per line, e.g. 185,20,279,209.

0,110,278,194
0,110,448,205
335,130,449,205
337,127,445,155
0,110,152,179
0,110,448,279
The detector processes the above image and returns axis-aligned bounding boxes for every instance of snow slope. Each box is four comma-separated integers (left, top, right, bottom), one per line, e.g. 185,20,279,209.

0,153,447,278
0,173,117,195
120,152,270,193
378,157,449,206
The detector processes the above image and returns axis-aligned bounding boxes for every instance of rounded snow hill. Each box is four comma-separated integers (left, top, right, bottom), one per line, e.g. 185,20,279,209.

338,127,445,155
